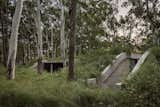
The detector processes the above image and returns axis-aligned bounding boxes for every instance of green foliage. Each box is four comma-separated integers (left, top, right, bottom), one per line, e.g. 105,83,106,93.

76,49,115,79
126,0,160,46
109,46,123,55
0,65,119,107
109,46,131,55
2,48,160,107
0,48,124,107
75,89,119,107
76,0,113,51
150,47,160,62
118,49,160,107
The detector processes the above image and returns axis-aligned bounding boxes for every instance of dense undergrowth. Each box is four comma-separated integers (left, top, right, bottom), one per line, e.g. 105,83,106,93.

119,47,160,107
1,47,160,107
76,49,116,79
0,65,121,107
0,49,119,107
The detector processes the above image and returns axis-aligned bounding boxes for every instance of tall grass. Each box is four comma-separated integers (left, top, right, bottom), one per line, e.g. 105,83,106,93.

0,66,120,107
119,47,160,107
0,49,118,107
76,49,115,79
2,47,160,107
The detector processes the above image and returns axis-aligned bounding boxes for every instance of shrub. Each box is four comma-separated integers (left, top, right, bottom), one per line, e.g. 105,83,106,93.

0,65,120,107
76,49,115,78
119,53,160,107
109,46,123,55
150,47,160,62
74,89,120,107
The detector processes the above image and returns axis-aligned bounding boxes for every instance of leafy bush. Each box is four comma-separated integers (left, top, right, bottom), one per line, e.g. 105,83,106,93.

0,65,120,107
3,48,160,107
75,89,119,107
150,47,160,62
119,51,160,107
76,49,115,78
109,46,123,55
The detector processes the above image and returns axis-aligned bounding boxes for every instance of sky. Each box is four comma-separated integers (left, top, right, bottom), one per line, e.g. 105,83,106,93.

115,0,130,20
114,0,140,39
118,1,129,16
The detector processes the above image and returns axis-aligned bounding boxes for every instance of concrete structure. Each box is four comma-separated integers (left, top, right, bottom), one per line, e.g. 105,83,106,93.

31,60,64,72
100,58,130,88
127,51,150,80
87,52,145,88
99,53,142,88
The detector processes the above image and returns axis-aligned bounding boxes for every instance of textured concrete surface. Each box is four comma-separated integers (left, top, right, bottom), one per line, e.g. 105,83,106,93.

101,59,130,89
100,53,128,83
87,52,149,89
127,51,150,80
97,53,142,89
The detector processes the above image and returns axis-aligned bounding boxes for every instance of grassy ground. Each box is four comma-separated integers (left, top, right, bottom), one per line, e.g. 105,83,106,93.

1,47,160,107
0,66,120,107
0,49,118,107
75,49,115,79
119,47,160,107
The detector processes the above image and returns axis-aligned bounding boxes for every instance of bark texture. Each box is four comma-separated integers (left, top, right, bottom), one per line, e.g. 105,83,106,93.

7,0,23,80
68,0,77,80
51,27,54,59
35,0,43,74
60,0,66,66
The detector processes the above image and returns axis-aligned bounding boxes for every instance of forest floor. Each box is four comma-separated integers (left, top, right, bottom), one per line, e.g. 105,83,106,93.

0,47,160,107
0,49,118,107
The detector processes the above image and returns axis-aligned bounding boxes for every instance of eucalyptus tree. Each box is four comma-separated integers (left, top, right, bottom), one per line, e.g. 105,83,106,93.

7,0,24,79
18,1,37,64
34,0,43,74
76,0,114,52
59,0,66,66
40,0,57,59
124,0,160,46
68,0,77,80
0,0,12,66
40,0,67,60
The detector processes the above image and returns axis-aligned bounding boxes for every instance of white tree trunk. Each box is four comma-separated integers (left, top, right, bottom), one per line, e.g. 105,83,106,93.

35,0,43,73
47,34,50,58
60,0,66,66
44,30,50,58
7,0,23,80
51,27,54,59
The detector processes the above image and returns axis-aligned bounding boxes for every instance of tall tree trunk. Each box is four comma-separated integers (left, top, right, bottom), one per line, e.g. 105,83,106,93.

146,0,149,15
128,23,132,40
35,0,43,74
45,31,50,58
22,43,26,64
152,1,158,45
54,42,57,58
50,27,54,59
27,40,31,63
68,0,77,81
60,0,66,66
7,0,23,80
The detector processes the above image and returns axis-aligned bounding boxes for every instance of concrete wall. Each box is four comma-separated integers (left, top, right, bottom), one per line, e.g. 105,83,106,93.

127,51,150,80
101,59,130,88
87,52,142,88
